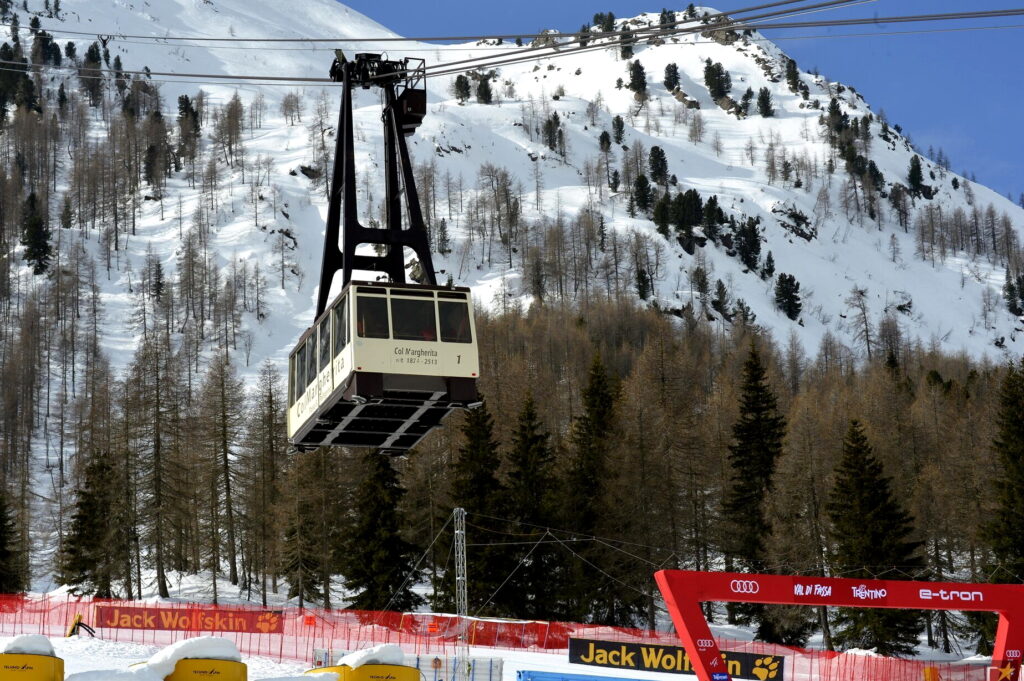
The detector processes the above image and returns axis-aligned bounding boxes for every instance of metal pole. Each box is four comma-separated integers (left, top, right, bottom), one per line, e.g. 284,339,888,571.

454,508,470,681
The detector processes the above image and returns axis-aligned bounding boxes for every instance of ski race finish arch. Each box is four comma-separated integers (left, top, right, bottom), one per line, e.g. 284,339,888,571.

655,570,1024,681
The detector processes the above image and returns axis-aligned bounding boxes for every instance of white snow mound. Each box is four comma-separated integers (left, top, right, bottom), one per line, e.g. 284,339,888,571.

66,637,241,681
3,634,56,656
146,637,242,676
336,645,405,668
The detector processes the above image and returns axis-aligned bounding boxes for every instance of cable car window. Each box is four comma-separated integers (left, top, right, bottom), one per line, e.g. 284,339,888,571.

333,297,349,355
357,296,390,338
392,298,437,341
295,345,306,399
439,301,472,343
289,355,296,405
306,338,317,388
318,318,331,370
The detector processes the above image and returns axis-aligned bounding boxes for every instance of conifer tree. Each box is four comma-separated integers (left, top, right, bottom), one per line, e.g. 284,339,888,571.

21,191,50,275
633,174,652,212
476,77,493,104
627,60,646,96
59,452,122,596
648,146,668,187
721,345,787,637
446,399,509,615
828,420,925,656
663,62,680,91
0,486,22,593
279,453,324,607
611,115,625,144
982,361,1024,577
775,273,802,320
757,87,775,117
564,354,638,625
500,396,564,619
344,451,423,611
453,74,471,103
908,155,925,196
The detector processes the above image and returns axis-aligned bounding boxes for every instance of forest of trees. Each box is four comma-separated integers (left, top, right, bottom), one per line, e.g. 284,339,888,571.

0,6,1022,662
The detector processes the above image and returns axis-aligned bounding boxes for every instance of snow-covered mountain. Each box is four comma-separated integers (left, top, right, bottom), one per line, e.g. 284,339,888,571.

29,0,1024,376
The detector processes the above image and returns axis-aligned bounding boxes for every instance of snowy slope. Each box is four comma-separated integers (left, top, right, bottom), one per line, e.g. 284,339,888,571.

32,0,1024,384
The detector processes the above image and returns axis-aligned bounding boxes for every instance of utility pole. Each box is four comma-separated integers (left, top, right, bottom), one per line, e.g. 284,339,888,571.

454,507,470,681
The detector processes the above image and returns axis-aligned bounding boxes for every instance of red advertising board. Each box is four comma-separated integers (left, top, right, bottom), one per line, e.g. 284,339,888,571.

656,570,1024,681
95,605,284,634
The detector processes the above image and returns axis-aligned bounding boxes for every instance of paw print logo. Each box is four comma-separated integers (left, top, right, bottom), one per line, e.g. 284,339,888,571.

256,612,280,633
752,657,780,681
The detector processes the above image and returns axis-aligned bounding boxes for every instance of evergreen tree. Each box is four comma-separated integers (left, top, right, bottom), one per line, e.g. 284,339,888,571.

757,87,775,117
0,487,19,593
672,188,703,236
774,273,802,320
659,8,675,26
21,191,50,275
446,400,509,615
762,251,775,279
59,452,122,596
610,169,620,193
280,454,324,607
627,60,646,96
703,60,731,100
785,58,800,92
734,217,761,270
982,361,1024,578
908,155,925,196
343,451,424,611
633,174,652,212
611,115,625,144
663,62,680,91
828,420,925,656
60,195,73,230
619,27,634,59
740,87,754,116
598,130,611,153
453,74,471,103
502,396,565,619
652,192,671,237
648,146,668,187
476,77,493,104
563,354,639,625
721,345,787,638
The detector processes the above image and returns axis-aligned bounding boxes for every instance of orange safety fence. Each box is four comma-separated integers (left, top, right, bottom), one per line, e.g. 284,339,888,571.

0,594,991,681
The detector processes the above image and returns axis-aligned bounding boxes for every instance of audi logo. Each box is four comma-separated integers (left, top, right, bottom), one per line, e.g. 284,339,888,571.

1007,650,1022,659
696,639,715,649
730,579,760,594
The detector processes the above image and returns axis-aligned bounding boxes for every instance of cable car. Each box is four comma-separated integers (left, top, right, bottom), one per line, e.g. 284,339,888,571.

288,281,480,453
287,52,480,454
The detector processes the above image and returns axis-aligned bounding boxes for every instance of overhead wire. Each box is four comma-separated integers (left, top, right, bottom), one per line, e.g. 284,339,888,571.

411,0,873,79
418,7,1024,81
0,0,861,89
15,0,872,44
7,4,1019,89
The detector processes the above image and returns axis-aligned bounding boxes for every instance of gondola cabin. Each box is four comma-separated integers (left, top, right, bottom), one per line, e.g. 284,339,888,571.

288,281,480,453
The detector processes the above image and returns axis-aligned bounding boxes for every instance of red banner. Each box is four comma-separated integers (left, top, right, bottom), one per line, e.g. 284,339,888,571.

95,605,284,634
656,570,1024,681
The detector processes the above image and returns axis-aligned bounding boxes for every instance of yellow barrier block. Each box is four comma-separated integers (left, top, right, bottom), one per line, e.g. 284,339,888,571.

0,653,64,681
305,664,421,681
165,659,247,681
923,667,940,681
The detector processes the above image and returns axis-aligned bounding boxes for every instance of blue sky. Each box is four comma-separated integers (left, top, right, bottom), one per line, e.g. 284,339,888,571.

338,0,1023,202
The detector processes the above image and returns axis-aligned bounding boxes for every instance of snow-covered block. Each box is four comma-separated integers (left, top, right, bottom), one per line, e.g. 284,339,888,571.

0,635,64,681
3,635,56,657
335,646,404,669
144,638,246,681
